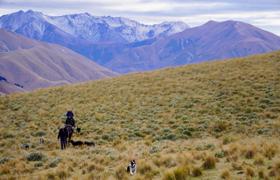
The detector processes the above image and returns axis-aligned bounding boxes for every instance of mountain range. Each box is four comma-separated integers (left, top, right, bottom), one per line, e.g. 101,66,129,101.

0,10,189,73
1,10,280,94
1,10,280,73
0,28,117,94
0,10,188,44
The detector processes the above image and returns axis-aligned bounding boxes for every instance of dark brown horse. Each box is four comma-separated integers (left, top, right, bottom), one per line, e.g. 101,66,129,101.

64,124,74,145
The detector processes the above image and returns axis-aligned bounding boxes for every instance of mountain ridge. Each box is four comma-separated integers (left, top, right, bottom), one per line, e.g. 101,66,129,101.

1,10,280,74
0,10,189,43
105,20,280,73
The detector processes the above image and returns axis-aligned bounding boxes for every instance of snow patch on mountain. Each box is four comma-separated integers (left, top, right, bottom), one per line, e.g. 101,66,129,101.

0,10,189,43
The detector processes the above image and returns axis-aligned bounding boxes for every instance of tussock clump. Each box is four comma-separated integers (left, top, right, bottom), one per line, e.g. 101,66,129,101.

215,151,225,158
115,166,128,180
258,169,265,179
202,156,216,169
192,167,202,177
26,152,45,161
49,157,61,168
254,155,264,165
242,146,257,159
137,161,159,179
220,170,230,179
263,144,278,160
0,157,11,164
268,161,280,177
173,166,190,180
245,149,256,159
226,144,239,156
163,166,190,180
160,156,177,168
87,163,104,172
56,170,69,179
163,171,175,180
226,154,238,162
231,162,243,171
34,162,43,167
138,162,152,174
222,136,234,145
33,131,46,137
213,121,230,132
2,132,15,139
268,170,276,177
0,165,11,174
246,167,255,177
46,172,56,180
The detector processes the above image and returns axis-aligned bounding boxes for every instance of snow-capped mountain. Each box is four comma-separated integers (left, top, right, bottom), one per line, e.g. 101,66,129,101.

45,13,189,42
0,10,189,43
1,10,280,74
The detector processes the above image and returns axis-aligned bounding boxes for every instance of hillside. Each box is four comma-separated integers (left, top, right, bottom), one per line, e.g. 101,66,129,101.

0,29,118,93
0,51,279,179
0,75,25,95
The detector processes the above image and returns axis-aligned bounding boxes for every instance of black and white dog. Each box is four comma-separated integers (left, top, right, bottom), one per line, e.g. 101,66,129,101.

69,140,84,146
84,141,95,146
70,140,95,147
127,160,137,175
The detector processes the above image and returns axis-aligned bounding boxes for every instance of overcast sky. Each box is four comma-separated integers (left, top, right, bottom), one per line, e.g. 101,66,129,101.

0,0,280,35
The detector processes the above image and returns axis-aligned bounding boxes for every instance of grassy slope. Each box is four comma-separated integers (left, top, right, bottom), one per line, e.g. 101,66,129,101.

0,51,280,179
0,29,118,93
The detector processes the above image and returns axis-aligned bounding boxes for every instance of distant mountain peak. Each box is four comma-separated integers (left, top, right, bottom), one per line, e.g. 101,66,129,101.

159,21,188,25
0,10,189,43
204,20,253,28
14,9,43,17
204,20,218,25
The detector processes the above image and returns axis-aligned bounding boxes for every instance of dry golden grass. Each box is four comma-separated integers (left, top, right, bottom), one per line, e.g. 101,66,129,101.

202,155,216,169
220,169,230,179
0,51,280,179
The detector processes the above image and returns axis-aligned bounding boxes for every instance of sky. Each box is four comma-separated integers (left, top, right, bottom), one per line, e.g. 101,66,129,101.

0,0,280,35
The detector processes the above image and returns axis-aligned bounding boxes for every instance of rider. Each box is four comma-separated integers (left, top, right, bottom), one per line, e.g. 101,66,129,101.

65,110,75,127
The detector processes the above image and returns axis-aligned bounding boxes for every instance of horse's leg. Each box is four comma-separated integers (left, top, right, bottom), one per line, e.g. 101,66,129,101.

69,132,72,142
68,132,72,145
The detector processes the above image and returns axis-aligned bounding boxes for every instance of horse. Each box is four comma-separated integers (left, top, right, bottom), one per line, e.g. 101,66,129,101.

64,124,74,145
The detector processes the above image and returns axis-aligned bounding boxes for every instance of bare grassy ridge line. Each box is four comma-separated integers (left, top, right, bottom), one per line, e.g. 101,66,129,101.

0,51,280,179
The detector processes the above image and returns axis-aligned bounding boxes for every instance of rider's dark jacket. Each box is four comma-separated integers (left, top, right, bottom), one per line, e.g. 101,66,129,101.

65,117,75,127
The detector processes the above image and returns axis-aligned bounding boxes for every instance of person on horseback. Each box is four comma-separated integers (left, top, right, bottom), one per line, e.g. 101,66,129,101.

65,110,75,127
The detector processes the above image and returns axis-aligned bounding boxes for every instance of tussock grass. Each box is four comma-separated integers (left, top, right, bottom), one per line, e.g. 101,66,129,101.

220,169,230,179
0,51,280,179
202,155,216,169
246,167,255,177
192,167,202,177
